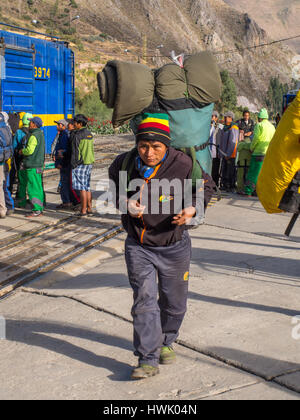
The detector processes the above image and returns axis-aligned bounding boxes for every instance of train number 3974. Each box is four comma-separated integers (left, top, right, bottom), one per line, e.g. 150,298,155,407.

34,67,50,79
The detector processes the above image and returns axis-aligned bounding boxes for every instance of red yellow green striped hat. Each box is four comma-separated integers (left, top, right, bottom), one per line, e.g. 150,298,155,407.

136,112,171,147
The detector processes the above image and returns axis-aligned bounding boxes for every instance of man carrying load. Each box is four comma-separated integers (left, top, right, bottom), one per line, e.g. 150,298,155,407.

109,112,201,380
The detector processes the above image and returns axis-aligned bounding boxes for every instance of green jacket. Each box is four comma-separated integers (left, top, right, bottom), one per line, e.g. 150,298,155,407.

71,127,94,168
250,119,275,156
22,128,45,169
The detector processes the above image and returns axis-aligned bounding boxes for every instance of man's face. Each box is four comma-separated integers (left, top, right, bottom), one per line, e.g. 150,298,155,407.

57,123,65,132
137,140,167,167
224,117,233,126
211,115,218,124
74,121,83,130
243,112,250,121
68,123,75,131
29,121,36,130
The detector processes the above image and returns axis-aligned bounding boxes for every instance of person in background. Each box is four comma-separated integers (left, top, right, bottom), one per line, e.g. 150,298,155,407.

0,112,14,215
209,110,223,187
66,118,81,209
11,113,33,198
236,110,254,194
17,117,45,217
53,119,74,210
242,108,275,196
237,110,254,140
275,113,281,127
0,159,5,218
0,112,13,218
71,114,94,216
219,111,239,192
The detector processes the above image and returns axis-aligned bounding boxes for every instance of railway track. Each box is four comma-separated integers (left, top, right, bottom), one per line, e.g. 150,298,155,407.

0,216,123,300
43,136,135,178
0,135,133,299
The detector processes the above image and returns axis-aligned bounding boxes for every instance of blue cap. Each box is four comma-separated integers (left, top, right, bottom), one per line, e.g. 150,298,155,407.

29,116,43,128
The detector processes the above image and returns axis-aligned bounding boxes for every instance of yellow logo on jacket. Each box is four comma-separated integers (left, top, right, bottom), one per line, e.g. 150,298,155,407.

159,195,174,203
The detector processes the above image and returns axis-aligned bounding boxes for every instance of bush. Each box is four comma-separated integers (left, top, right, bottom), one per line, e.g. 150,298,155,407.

75,90,132,135
75,89,112,121
70,0,78,8
88,119,131,135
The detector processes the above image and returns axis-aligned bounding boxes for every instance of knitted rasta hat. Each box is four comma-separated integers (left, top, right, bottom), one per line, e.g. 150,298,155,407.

136,112,171,147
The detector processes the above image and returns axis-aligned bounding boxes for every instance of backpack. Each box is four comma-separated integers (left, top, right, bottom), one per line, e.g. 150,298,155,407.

8,112,20,135
0,121,13,163
121,146,219,209
20,127,31,149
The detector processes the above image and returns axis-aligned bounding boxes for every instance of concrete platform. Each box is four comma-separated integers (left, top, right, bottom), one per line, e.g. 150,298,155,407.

0,156,299,400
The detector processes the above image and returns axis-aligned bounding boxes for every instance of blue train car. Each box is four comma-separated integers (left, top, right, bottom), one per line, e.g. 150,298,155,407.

0,25,74,153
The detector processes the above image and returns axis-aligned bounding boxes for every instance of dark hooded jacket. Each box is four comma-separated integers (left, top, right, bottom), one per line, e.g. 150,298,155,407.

109,146,205,247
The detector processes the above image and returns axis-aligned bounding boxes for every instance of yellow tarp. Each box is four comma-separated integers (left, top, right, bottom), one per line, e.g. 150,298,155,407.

256,90,300,213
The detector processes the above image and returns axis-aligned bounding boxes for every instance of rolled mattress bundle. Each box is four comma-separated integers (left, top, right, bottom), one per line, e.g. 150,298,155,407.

97,51,222,173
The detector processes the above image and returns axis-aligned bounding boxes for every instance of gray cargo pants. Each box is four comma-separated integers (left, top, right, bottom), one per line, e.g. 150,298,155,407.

125,231,191,367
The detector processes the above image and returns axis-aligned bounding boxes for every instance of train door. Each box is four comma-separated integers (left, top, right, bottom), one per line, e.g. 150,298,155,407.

0,42,35,113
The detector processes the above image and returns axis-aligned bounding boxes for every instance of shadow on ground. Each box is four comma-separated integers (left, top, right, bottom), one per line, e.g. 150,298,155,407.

6,318,133,381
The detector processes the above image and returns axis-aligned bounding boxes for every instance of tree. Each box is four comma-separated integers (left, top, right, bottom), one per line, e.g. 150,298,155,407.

216,70,237,114
265,77,289,116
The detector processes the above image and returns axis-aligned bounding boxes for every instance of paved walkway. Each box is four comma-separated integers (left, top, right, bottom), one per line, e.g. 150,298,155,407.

0,166,299,400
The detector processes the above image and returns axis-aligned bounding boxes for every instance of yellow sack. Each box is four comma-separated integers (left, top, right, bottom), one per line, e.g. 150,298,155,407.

19,112,25,128
256,91,300,213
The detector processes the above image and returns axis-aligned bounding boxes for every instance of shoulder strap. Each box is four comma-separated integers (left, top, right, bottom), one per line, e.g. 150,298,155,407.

177,146,203,188
121,147,138,191
21,127,30,135
0,129,7,149
121,147,138,180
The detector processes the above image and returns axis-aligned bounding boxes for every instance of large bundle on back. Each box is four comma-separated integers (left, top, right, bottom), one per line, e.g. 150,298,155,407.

97,52,221,173
97,60,155,127
256,90,300,214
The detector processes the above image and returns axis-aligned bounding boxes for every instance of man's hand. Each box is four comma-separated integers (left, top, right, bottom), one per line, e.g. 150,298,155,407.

128,199,146,218
172,206,196,226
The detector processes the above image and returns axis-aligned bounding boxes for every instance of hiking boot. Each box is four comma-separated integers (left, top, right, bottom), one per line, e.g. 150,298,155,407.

159,346,176,365
131,364,159,380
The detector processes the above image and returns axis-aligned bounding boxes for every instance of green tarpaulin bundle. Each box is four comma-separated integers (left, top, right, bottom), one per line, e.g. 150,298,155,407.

97,51,221,127
97,51,221,173
97,60,155,128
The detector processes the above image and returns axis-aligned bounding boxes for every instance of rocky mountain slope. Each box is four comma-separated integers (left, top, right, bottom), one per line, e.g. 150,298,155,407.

224,0,300,53
0,0,296,109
